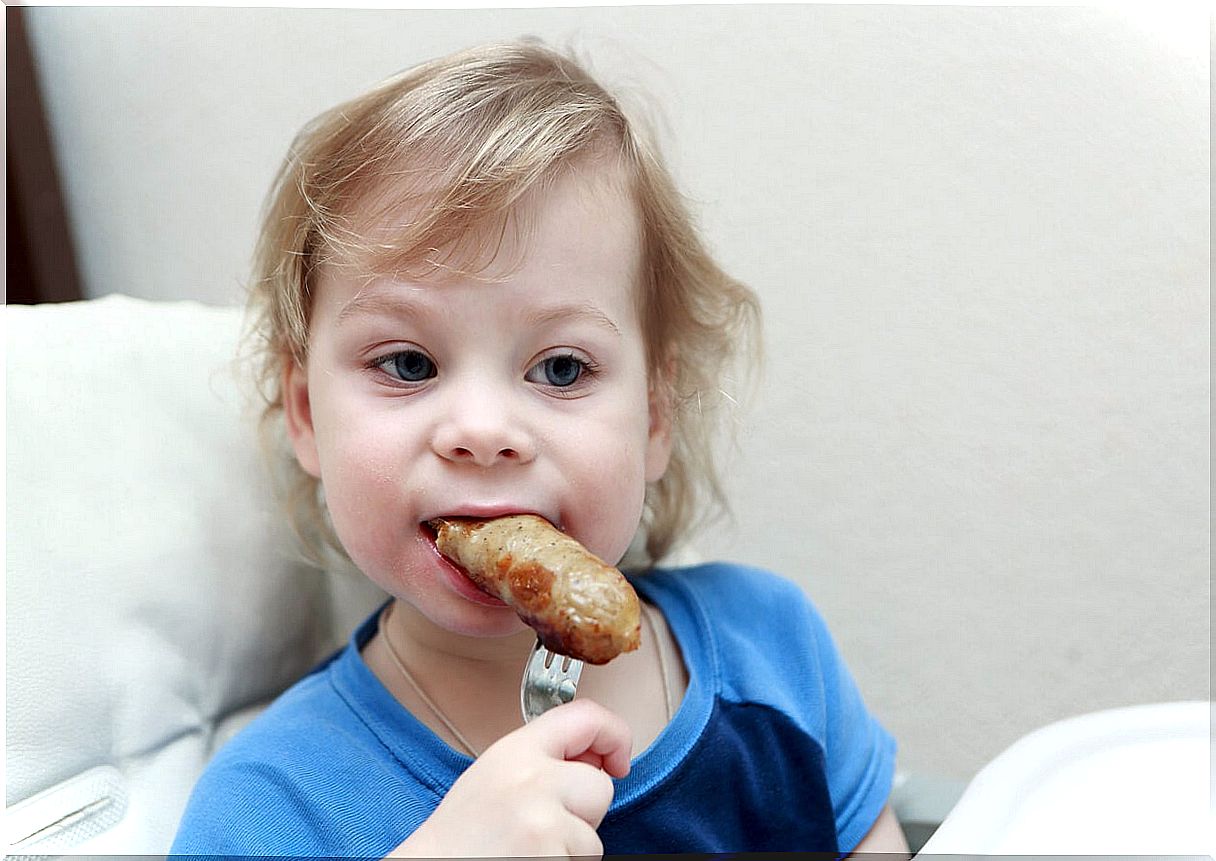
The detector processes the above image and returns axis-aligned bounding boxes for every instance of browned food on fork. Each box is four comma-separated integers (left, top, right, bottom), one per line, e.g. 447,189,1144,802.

429,514,641,664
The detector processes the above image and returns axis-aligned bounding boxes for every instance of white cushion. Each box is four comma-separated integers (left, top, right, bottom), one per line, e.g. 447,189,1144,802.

919,701,1211,855
4,295,386,854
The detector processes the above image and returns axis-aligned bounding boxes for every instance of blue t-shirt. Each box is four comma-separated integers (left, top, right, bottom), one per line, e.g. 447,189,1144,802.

171,563,896,855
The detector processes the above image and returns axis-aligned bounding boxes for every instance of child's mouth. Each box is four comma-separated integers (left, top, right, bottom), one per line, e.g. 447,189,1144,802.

420,521,508,607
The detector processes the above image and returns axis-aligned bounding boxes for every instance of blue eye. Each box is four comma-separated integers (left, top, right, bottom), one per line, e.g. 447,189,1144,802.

525,353,595,389
542,355,583,387
379,349,436,382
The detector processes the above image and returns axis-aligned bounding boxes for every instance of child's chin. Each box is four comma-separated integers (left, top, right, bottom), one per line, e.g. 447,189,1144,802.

439,604,531,641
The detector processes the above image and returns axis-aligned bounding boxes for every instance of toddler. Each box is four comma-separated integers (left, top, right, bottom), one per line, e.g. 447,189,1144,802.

171,40,907,857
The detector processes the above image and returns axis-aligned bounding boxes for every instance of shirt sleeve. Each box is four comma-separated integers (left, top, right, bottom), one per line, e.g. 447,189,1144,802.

800,596,898,851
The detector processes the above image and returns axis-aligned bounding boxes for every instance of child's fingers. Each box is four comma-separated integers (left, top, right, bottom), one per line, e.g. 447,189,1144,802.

530,698,633,778
556,761,616,828
396,705,626,860
561,818,605,859
566,749,608,771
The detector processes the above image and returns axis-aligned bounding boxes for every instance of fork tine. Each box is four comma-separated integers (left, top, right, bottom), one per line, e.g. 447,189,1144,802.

547,645,583,685
520,639,585,722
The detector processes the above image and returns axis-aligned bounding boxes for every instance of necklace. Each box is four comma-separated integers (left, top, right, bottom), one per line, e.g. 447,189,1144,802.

646,602,676,722
378,602,482,757
376,600,676,759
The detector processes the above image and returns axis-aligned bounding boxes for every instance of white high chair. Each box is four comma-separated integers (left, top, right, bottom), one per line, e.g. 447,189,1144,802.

920,700,1212,856
4,296,388,854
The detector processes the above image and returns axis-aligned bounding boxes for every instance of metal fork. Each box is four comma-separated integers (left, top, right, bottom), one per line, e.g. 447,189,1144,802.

520,638,585,722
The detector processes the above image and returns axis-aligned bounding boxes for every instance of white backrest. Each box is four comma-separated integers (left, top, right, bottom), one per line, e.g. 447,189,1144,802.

4,296,387,854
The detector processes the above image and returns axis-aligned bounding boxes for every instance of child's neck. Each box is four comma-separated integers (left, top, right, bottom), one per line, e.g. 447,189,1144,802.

365,599,540,756
388,598,537,666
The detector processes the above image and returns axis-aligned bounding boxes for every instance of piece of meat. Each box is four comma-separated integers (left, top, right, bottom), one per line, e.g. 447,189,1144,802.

429,514,641,664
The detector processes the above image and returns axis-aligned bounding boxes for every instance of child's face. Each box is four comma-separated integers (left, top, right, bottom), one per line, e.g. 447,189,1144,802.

283,166,672,639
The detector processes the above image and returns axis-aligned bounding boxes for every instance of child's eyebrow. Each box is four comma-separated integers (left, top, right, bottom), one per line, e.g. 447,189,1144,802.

523,303,621,338
335,292,427,326
335,293,621,338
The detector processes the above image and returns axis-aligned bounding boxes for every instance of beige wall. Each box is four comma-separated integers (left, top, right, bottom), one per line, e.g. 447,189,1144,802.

25,5,1209,781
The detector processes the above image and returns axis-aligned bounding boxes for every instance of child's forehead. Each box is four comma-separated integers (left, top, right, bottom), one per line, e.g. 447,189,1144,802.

359,147,633,220
332,155,642,282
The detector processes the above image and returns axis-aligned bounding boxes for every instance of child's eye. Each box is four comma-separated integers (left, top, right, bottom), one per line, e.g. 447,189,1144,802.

525,353,596,389
374,349,437,383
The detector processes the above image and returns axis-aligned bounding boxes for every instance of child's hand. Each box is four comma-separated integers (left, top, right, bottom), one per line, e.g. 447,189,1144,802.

388,698,632,859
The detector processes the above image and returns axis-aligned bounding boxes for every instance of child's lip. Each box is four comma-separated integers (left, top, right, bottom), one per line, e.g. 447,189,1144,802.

423,507,561,530
419,522,508,607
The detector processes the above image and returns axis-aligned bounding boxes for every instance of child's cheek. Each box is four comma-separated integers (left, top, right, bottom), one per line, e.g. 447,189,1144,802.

565,421,650,565
318,434,404,556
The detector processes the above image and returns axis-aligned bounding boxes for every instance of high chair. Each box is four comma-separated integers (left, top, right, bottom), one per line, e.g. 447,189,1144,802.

5,296,388,854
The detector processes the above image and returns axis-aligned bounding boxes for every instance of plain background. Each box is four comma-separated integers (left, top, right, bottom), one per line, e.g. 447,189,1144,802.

23,4,1209,782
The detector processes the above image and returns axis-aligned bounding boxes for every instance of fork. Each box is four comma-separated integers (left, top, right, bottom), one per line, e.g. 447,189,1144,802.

520,638,585,722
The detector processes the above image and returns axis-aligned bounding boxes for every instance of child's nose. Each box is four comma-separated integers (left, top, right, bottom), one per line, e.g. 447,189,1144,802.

430,386,537,468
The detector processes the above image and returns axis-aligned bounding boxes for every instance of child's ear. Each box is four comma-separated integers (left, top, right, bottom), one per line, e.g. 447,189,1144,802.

282,357,322,478
644,357,676,482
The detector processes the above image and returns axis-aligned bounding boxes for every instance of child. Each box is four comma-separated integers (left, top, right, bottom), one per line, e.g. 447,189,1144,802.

171,40,907,857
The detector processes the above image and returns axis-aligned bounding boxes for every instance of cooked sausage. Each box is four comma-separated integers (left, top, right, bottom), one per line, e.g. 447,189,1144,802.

429,515,641,664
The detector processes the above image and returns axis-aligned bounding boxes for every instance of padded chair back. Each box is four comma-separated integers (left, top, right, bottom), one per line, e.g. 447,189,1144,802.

5,296,386,854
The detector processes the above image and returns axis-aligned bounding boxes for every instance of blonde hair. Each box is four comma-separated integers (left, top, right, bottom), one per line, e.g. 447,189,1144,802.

246,40,761,569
